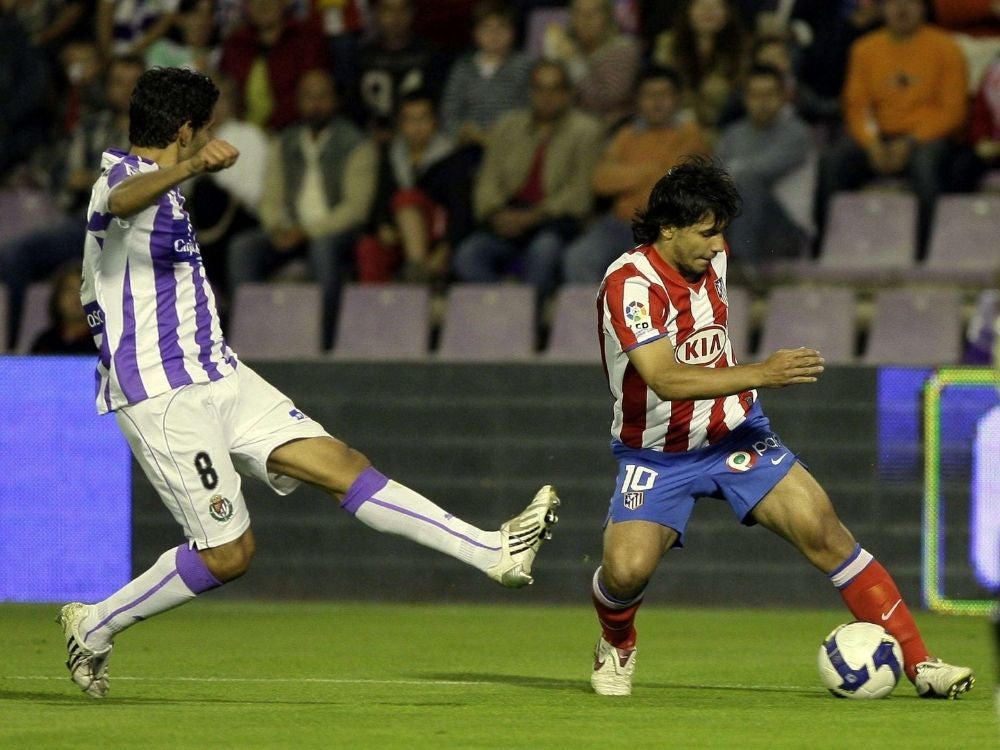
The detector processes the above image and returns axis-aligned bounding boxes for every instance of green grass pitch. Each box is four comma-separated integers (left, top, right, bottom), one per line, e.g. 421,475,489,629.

2,602,996,749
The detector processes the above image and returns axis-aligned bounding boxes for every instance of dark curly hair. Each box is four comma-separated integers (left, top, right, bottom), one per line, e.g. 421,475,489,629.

631,155,741,245
129,67,219,148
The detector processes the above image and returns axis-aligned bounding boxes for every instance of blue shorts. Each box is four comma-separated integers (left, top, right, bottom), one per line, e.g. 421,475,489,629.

606,403,797,545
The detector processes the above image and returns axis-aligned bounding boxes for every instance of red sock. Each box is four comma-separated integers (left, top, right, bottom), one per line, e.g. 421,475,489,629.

838,558,931,682
591,568,642,650
593,593,641,650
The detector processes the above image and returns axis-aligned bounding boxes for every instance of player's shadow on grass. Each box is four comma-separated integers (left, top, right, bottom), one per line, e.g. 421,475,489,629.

417,673,819,698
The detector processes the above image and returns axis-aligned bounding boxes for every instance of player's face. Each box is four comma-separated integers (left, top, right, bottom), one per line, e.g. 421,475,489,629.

181,117,215,160
661,215,726,281
637,78,679,128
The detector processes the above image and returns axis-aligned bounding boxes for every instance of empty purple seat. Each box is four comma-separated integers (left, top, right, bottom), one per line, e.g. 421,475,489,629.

437,284,535,361
15,281,53,354
332,284,430,360
545,284,599,362
817,192,917,280
863,287,963,365
759,286,856,364
228,282,323,359
913,195,1000,284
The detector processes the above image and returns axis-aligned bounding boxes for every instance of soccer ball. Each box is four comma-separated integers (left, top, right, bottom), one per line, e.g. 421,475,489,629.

817,622,903,699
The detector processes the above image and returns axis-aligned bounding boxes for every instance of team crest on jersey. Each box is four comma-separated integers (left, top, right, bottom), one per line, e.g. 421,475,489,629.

624,300,651,332
726,451,756,472
714,278,728,305
623,491,644,510
208,494,233,522
675,324,727,365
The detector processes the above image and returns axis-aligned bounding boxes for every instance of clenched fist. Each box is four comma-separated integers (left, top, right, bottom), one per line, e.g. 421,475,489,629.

189,139,240,174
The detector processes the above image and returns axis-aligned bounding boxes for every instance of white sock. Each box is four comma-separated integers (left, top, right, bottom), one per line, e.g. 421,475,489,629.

82,543,221,649
342,468,501,571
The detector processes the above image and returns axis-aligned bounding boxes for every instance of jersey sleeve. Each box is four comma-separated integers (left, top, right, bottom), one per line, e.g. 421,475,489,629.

605,270,670,352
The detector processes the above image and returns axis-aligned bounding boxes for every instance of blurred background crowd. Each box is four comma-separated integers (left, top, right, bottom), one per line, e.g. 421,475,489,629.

0,0,998,362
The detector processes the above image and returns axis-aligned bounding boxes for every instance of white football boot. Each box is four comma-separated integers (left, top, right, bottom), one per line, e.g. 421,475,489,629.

591,636,637,696
914,659,975,699
56,602,113,699
486,485,560,588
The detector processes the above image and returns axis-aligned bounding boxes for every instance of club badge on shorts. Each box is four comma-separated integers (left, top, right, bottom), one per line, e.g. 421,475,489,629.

208,494,234,522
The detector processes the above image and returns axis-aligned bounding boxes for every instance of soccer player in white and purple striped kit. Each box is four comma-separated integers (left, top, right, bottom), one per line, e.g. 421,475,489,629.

57,67,559,699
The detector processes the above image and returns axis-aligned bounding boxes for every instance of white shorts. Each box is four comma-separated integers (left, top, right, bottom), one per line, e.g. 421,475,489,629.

115,363,331,549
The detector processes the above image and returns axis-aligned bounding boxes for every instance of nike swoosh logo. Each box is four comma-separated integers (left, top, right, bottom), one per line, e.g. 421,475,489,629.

881,599,902,620
770,454,789,465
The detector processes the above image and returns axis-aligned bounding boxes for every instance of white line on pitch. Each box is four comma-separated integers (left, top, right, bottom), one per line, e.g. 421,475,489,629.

2,675,491,686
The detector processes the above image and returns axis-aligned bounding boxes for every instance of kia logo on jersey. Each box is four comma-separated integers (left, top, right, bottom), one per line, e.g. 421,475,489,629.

674,324,727,365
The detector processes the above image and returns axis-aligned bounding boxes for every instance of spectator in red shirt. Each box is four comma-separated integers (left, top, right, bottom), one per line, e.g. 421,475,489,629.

219,0,329,132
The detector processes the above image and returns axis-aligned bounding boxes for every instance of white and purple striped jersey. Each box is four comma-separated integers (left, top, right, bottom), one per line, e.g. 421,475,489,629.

81,149,237,414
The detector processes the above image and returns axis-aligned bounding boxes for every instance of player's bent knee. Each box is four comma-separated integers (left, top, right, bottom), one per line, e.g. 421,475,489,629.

199,530,256,582
602,553,656,598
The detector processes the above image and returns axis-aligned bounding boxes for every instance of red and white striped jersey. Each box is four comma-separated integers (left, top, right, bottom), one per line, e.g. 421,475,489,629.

598,244,755,452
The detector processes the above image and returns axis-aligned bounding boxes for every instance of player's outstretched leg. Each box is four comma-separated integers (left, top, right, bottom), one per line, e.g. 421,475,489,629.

831,545,975,699
56,543,224,698
486,484,561,587
341,468,559,588
56,603,113,699
590,567,642,696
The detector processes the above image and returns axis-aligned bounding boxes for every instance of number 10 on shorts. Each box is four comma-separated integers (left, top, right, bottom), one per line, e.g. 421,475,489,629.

621,465,658,493
620,465,657,510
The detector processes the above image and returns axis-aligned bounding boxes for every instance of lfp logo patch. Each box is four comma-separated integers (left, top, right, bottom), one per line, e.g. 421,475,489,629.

726,451,756,472
624,300,651,332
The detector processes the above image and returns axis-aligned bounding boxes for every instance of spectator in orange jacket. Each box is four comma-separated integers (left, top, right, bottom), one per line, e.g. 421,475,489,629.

818,0,967,257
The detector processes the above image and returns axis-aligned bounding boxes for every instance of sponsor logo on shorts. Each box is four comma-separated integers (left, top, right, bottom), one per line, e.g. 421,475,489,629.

208,494,234,522
289,408,306,421
726,451,755,472
623,491,644,510
751,434,783,456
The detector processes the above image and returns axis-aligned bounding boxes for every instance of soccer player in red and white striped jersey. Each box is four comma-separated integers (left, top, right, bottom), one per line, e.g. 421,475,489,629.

589,156,975,699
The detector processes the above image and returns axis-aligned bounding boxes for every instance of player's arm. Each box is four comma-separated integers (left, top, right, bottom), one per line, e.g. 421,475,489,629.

626,336,824,402
108,140,239,217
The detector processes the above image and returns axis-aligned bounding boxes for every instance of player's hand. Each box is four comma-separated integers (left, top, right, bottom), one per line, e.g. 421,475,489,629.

189,139,239,175
758,347,824,388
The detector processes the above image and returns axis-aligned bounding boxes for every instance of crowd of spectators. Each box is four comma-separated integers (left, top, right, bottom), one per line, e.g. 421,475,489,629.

1,0,999,353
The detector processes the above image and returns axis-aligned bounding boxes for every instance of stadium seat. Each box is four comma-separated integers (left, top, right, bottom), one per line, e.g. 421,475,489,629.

817,192,917,280
758,286,856,364
0,284,8,352
332,283,431,360
437,283,535,361
228,282,323,359
863,287,963,366
544,284,599,362
15,281,53,354
913,194,1000,284
725,285,751,362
